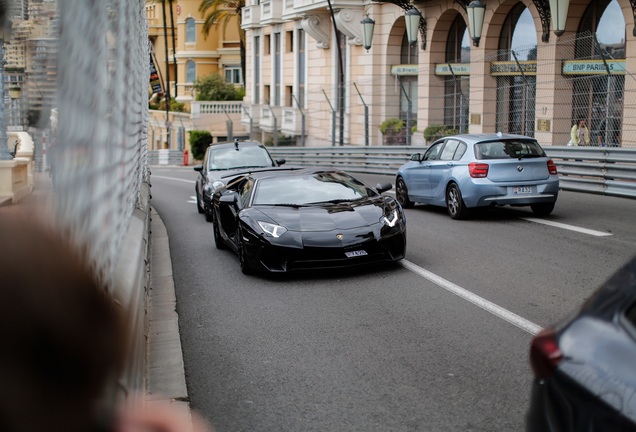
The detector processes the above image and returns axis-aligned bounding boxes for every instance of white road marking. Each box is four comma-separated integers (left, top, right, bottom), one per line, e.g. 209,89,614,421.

188,196,197,204
522,218,612,237
400,259,543,335
152,175,195,184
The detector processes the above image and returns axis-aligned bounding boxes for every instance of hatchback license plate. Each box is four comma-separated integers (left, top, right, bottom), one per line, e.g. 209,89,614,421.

345,250,368,258
513,186,533,194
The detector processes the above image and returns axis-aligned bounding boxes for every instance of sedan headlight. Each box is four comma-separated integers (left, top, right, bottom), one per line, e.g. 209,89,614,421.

212,180,225,191
382,209,399,227
258,221,287,238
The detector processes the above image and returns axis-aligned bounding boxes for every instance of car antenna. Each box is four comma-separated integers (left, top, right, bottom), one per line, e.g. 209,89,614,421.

234,138,239,150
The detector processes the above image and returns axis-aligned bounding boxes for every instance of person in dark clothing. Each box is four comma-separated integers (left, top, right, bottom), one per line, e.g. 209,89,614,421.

595,115,621,147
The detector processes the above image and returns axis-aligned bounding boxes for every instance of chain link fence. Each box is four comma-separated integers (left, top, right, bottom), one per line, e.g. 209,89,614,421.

53,0,149,289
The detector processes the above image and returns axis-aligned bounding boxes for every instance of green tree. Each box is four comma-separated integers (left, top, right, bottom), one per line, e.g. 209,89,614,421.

199,0,246,87
189,130,213,160
193,73,245,101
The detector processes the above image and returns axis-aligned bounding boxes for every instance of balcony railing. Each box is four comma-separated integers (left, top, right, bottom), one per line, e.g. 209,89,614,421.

241,104,261,127
259,105,282,131
281,107,303,136
241,5,261,29
191,101,243,119
261,0,282,24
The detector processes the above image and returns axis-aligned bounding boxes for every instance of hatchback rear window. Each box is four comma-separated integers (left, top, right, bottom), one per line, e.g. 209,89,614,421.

475,140,545,160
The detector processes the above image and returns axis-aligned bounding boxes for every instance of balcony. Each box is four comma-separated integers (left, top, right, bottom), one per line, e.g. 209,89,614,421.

260,1,282,25
259,105,282,132
286,0,363,14
241,104,261,128
241,5,261,30
281,107,304,136
282,0,303,21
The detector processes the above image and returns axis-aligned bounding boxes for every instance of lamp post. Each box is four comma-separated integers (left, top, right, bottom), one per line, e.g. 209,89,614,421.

0,20,13,160
467,0,486,47
549,0,570,37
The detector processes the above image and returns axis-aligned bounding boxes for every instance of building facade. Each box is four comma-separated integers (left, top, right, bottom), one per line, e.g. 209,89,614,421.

145,0,243,150
241,0,635,148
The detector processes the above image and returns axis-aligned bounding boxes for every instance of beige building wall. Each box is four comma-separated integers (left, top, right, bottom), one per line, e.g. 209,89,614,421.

241,0,636,148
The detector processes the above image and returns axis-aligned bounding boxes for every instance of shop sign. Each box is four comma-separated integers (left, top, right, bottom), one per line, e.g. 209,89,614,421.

490,61,537,76
562,59,625,75
391,65,419,76
435,63,470,76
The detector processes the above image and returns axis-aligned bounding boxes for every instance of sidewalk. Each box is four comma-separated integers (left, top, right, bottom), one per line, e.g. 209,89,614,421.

0,172,193,429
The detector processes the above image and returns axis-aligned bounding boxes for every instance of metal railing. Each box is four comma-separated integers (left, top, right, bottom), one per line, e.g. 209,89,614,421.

267,146,636,199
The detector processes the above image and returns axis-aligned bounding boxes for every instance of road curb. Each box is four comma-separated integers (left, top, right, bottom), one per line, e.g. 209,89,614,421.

148,207,195,430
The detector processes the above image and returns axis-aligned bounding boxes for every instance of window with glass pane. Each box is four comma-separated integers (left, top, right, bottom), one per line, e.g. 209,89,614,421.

186,18,195,43
186,60,196,83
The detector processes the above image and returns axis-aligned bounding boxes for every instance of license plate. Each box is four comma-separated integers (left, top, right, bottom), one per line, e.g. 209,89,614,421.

513,186,533,194
345,250,368,258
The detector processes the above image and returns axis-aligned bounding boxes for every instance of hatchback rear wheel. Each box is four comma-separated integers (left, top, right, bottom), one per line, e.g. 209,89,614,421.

446,183,470,220
531,202,555,216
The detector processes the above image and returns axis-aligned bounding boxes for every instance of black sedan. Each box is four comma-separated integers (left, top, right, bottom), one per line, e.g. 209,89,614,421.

193,139,285,222
210,168,407,274
526,255,636,431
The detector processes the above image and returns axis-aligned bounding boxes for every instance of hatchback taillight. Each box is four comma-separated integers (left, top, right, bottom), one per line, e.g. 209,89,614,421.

547,159,558,175
529,327,563,380
468,162,489,178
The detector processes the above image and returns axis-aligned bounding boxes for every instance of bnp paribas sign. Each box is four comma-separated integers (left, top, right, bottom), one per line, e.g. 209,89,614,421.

562,59,626,75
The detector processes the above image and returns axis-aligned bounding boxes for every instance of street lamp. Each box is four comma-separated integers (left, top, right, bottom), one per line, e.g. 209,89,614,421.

467,0,486,47
404,7,421,47
359,7,422,51
549,0,570,37
360,15,375,51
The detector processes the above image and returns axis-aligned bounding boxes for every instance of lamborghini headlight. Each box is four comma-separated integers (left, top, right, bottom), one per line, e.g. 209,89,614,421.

258,221,288,238
382,209,399,227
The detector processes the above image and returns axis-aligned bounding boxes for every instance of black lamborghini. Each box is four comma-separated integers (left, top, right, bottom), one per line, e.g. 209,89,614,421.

211,168,407,274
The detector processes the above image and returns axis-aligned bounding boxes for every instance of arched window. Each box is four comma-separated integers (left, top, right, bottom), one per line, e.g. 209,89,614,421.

444,14,470,133
186,60,196,83
186,18,196,43
572,0,624,146
399,32,418,131
495,3,537,136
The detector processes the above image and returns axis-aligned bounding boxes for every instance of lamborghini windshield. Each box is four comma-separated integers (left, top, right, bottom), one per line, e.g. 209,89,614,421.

252,172,377,206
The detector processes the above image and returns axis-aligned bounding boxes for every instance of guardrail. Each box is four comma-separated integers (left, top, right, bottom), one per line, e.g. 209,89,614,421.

267,146,636,199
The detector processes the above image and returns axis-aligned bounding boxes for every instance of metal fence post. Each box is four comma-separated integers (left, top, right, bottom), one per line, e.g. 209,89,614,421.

292,94,305,146
242,105,254,140
354,83,369,146
223,107,233,141
323,89,336,146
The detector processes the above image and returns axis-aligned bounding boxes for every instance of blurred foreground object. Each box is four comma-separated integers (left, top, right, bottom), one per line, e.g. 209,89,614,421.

526,255,636,431
0,212,126,432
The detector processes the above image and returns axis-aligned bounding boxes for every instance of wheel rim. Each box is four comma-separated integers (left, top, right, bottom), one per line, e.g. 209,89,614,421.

447,187,459,215
397,180,407,204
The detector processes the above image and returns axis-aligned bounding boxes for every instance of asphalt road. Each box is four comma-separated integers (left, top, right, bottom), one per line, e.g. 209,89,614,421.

150,165,636,432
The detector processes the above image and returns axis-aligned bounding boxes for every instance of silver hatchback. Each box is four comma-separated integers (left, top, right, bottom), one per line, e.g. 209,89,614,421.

396,133,560,219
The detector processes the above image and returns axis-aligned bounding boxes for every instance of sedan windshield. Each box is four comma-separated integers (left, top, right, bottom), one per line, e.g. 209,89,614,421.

475,140,545,160
253,172,377,206
208,146,274,170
